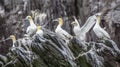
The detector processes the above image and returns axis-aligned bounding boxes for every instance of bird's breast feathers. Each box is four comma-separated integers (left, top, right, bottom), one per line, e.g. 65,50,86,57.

26,25,37,34
73,27,81,35
36,30,43,35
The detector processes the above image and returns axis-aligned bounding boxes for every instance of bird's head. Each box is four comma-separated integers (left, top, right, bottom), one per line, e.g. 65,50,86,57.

10,35,16,42
71,16,79,26
25,16,33,23
95,13,102,23
71,21,78,26
53,18,63,26
37,26,42,30
58,18,63,26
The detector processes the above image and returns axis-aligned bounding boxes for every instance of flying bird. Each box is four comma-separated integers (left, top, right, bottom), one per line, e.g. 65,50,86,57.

25,16,37,37
93,13,111,40
53,18,73,43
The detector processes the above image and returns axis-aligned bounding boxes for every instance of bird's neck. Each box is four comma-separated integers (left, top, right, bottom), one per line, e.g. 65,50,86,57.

29,19,34,25
37,28,41,31
59,20,63,26
77,23,80,27
12,38,16,44
96,21,100,24
57,24,62,29
97,17,101,24
95,20,101,28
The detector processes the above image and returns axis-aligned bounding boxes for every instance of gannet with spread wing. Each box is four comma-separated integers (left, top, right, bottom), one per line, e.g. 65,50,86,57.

71,14,98,41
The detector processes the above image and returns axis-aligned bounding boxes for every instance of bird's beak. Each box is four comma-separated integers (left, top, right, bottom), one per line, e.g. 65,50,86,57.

24,18,27,22
0,37,11,42
4,37,11,41
71,22,75,25
6,37,11,40
72,16,76,20
98,12,102,16
53,19,58,22
25,17,28,21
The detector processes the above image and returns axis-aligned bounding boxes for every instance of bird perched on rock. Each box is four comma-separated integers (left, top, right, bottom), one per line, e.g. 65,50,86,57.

36,26,43,37
25,16,37,37
71,16,80,34
71,16,86,41
71,14,98,42
9,35,32,51
93,13,111,40
71,16,88,50
53,18,73,43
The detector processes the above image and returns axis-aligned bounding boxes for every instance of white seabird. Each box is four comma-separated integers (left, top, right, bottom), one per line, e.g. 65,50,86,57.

54,18,73,43
93,13,111,40
71,16,86,41
25,16,37,37
36,26,43,37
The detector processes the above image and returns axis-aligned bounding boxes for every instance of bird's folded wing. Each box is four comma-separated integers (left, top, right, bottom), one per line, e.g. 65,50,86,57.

100,28,111,39
61,30,72,39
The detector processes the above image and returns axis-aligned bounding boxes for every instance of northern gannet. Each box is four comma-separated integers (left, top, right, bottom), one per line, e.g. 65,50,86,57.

54,18,73,43
36,26,43,37
71,14,98,41
9,35,17,47
93,13,111,40
71,16,86,41
25,16,37,37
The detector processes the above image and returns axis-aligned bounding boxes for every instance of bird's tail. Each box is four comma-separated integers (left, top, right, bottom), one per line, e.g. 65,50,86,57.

106,39,120,54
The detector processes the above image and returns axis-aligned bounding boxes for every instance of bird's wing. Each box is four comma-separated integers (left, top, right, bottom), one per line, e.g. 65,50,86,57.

79,15,96,35
24,20,30,32
61,29,72,39
26,26,30,34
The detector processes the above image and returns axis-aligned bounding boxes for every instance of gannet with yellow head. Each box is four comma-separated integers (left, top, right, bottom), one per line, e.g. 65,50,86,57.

54,18,73,43
93,13,111,40
36,26,43,37
10,35,16,47
25,16,37,37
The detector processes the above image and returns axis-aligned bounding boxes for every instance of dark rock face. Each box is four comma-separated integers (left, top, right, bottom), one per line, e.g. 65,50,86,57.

0,0,120,67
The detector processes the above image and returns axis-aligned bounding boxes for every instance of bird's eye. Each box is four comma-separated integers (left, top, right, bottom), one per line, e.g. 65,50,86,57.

28,17,30,19
95,15,98,17
94,19,96,21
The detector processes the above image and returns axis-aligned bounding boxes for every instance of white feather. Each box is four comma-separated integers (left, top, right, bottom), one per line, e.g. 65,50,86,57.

55,25,73,42
26,16,37,37
72,15,97,41
93,13,111,39
36,29,43,37
93,20,110,39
